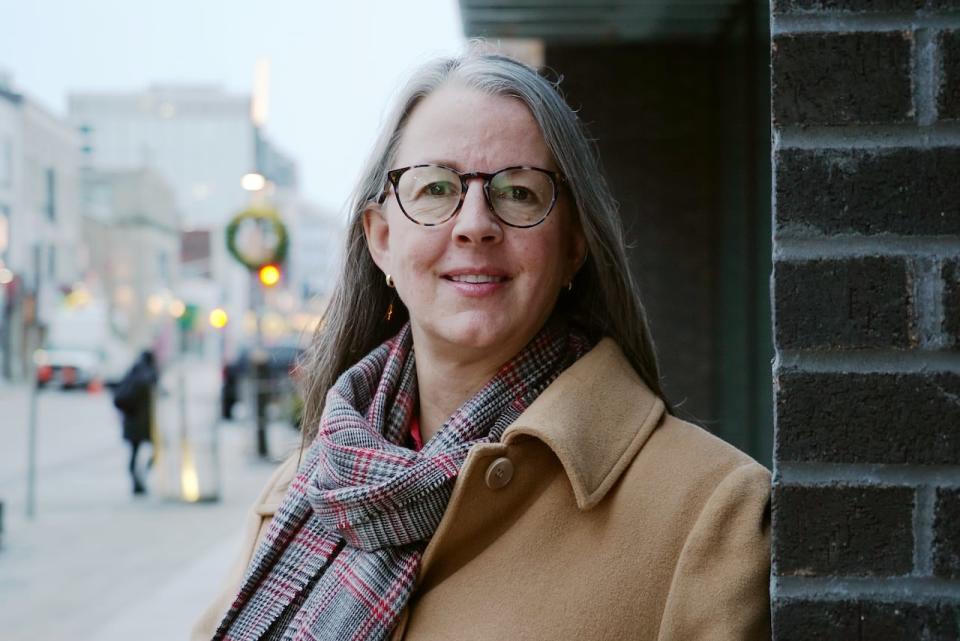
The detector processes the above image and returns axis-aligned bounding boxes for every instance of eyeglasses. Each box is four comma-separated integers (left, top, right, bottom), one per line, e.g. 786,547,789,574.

378,164,565,228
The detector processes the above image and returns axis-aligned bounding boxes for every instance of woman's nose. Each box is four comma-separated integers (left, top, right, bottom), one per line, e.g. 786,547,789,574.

451,178,503,245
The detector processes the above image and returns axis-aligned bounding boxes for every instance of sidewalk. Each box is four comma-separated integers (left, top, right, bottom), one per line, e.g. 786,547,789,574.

0,361,301,641
89,523,245,640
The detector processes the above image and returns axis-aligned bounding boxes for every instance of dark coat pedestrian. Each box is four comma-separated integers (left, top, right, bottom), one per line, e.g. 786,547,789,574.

113,350,158,494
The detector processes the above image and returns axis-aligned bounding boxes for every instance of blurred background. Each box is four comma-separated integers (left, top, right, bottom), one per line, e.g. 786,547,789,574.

0,0,771,639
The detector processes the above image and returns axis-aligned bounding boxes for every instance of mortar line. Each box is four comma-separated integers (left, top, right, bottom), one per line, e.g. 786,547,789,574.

773,575,960,599
775,123,960,149
773,12,960,35
908,256,947,349
914,484,936,576
913,27,938,126
776,348,960,372
777,462,960,487
775,235,960,259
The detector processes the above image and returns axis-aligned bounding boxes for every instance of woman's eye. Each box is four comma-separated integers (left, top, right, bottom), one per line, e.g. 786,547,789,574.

496,186,535,202
424,182,455,197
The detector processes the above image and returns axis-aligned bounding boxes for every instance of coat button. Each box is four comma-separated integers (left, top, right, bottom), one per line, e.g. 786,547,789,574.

485,457,514,490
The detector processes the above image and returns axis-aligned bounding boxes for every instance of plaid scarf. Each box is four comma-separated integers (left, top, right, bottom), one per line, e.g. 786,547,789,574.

213,321,591,641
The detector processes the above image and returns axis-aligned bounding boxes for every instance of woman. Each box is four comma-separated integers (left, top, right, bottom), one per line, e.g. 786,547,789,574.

194,50,770,641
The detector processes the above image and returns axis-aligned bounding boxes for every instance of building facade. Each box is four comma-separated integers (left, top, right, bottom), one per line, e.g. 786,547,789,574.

81,167,181,356
0,75,84,382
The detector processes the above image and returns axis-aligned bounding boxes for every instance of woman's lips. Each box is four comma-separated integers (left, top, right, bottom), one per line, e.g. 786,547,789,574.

445,274,507,284
441,273,511,297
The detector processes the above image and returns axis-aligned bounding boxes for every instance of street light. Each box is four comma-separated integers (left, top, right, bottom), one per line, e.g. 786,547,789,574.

240,172,266,191
209,307,229,329
169,299,186,318
257,264,281,288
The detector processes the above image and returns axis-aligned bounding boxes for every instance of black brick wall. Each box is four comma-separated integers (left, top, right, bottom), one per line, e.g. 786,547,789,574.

774,257,912,349
775,147,960,235
771,0,960,636
772,32,913,125
934,488,960,579
774,599,960,641
776,371,960,464
773,485,915,576
940,29,960,121
945,259,960,346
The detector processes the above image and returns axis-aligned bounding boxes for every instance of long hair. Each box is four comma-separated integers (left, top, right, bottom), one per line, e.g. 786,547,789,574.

298,48,668,442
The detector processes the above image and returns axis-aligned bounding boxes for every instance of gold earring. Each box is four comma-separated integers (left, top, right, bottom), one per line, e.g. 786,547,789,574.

385,300,394,321
386,274,395,288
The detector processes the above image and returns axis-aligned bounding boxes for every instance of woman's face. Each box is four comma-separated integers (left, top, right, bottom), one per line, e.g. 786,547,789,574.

364,85,585,363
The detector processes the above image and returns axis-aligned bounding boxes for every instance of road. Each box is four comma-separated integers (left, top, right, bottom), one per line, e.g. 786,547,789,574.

0,358,301,641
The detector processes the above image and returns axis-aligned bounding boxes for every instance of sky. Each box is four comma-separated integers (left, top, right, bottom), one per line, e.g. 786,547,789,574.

0,0,466,214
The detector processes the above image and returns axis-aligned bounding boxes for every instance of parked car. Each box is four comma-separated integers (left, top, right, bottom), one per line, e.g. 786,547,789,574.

37,298,134,389
35,347,102,389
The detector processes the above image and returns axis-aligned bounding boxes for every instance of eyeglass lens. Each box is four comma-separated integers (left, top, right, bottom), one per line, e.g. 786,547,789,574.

395,166,555,226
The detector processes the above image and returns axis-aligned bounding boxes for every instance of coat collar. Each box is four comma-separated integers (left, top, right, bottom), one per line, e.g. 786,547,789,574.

502,338,665,510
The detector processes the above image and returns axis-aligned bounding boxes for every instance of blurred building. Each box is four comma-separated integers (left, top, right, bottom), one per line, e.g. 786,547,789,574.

0,74,21,380
289,202,341,303
0,73,84,382
68,84,304,359
80,167,181,358
69,85,253,228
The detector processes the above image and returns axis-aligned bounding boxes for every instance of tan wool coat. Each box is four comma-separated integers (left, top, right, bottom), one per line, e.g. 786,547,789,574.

193,338,772,641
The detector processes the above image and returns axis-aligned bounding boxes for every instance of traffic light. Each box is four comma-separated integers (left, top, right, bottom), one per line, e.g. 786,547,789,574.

258,264,281,287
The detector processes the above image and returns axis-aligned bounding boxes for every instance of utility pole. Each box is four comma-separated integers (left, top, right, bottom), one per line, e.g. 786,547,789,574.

25,244,41,518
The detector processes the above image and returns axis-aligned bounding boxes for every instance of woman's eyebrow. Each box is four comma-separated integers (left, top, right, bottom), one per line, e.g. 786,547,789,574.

418,159,463,169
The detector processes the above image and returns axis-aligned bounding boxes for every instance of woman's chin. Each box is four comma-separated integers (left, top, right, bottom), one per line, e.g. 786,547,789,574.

417,314,530,357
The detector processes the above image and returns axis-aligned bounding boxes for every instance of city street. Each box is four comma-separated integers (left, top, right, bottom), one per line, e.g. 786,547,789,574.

0,361,300,641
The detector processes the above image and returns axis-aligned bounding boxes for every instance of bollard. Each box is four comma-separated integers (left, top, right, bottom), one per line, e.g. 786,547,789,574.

254,357,270,459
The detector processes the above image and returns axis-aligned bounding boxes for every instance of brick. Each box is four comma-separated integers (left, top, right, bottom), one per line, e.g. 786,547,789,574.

773,484,914,576
772,32,913,126
773,599,960,641
776,370,960,464
945,259,960,347
934,487,960,578
941,30,960,121
773,0,921,11
776,147,960,235
775,257,912,350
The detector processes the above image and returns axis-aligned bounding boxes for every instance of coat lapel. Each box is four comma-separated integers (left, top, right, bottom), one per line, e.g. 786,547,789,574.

502,338,665,509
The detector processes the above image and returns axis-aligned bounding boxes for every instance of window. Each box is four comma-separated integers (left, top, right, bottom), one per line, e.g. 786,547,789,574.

44,168,56,221
0,205,9,256
0,138,11,188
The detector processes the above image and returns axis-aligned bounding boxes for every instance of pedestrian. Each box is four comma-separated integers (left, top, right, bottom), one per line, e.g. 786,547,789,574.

193,48,771,641
113,350,158,495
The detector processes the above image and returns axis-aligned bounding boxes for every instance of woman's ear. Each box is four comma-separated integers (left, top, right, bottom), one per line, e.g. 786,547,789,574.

362,202,390,273
568,221,588,283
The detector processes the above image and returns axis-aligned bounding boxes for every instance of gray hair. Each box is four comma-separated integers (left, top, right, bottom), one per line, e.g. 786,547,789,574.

298,48,667,442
